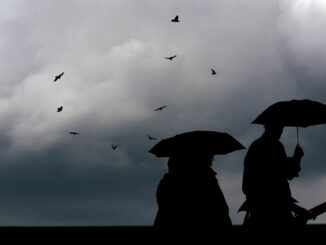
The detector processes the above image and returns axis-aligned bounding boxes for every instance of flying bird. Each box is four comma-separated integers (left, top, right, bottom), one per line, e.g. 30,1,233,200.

57,106,63,112
165,55,177,61
111,144,119,150
154,105,167,111
54,72,64,82
69,132,79,135
171,15,179,22
147,134,157,140
211,69,217,75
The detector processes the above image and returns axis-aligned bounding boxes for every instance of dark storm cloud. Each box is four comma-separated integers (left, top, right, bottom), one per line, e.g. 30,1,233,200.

0,144,161,225
0,0,325,225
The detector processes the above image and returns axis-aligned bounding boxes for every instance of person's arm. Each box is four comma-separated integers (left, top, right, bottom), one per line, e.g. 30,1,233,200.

293,144,304,161
286,144,304,179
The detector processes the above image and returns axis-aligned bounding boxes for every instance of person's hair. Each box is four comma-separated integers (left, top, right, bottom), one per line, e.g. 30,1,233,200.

167,153,213,173
263,124,284,139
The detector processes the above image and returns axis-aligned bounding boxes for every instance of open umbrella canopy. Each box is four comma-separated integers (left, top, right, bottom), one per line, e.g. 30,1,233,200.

149,130,245,157
252,99,326,127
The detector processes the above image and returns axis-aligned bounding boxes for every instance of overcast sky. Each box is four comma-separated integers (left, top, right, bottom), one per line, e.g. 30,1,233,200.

0,0,326,225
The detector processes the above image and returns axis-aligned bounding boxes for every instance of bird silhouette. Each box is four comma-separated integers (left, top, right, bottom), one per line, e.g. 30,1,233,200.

211,69,217,75
111,144,119,150
171,15,179,22
54,72,64,82
154,105,167,111
69,132,79,135
147,134,157,140
165,55,177,61
57,106,63,112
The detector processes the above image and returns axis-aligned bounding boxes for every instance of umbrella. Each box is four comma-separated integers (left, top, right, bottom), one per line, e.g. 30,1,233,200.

252,99,326,143
149,130,245,157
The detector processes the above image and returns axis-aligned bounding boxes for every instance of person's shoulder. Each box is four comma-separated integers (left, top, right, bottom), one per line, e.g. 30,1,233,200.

248,136,265,149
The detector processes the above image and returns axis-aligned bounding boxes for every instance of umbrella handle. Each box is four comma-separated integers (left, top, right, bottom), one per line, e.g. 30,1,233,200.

297,127,299,145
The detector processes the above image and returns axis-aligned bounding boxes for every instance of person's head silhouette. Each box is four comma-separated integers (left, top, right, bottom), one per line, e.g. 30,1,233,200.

264,124,284,140
167,152,214,173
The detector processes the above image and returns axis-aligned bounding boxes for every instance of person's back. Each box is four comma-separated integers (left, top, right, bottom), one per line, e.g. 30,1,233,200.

154,154,232,235
243,134,293,225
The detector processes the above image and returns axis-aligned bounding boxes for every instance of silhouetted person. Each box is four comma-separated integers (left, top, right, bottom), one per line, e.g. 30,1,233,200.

154,152,232,237
241,124,310,227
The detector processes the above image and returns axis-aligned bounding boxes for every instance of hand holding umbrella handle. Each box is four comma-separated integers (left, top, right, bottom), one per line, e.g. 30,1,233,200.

294,144,304,158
